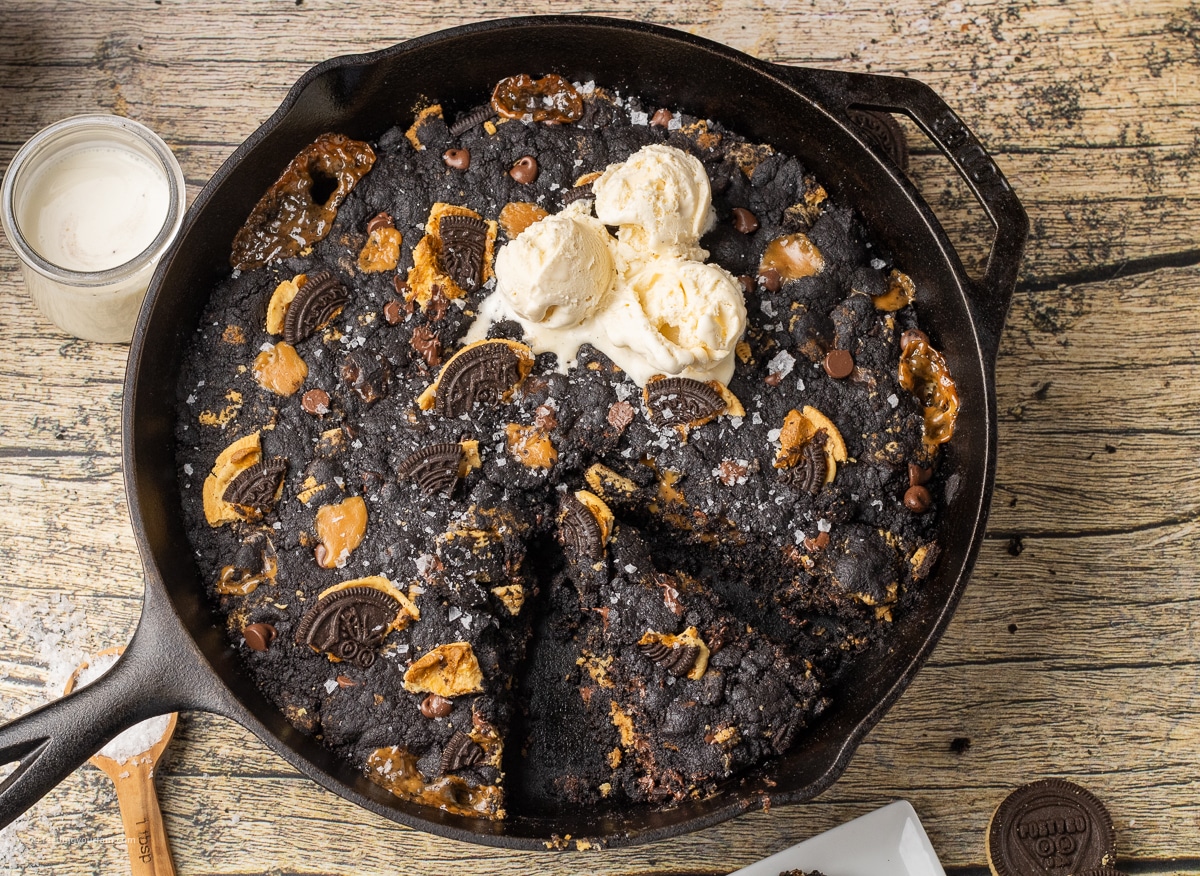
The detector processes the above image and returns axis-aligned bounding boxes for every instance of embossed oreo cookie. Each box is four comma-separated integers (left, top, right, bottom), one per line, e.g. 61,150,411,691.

987,779,1116,876
283,269,349,345
643,376,724,427
397,442,464,496
295,585,404,669
438,214,489,291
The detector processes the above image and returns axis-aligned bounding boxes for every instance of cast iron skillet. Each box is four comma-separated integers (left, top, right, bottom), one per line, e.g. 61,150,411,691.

0,15,1027,849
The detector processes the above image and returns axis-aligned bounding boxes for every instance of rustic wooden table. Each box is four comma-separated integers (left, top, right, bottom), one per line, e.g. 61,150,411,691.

1,1,1198,874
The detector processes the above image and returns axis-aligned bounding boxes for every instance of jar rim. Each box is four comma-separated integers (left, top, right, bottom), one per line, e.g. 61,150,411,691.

0,114,186,287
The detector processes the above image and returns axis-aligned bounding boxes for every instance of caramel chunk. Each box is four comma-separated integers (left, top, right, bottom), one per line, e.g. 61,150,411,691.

491,74,582,123
253,342,308,397
899,333,959,449
231,133,375,270
403,642,484,697
759,233,825,280
314,496,367,568
358,226,402,273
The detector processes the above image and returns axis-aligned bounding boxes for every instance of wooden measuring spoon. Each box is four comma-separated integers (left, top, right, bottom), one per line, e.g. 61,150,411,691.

65,646,178,876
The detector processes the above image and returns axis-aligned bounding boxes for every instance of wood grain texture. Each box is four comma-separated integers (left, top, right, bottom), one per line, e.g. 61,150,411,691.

1,1,1199,874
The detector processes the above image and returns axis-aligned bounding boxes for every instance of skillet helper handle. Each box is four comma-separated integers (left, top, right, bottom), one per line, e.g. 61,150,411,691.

776,65,1029,359
0,599,205,830
112,761,176,876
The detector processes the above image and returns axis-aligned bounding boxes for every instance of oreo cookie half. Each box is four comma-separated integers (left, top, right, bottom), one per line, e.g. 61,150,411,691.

986,779,1116,876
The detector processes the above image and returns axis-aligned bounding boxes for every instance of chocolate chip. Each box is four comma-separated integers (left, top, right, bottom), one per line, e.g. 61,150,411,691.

443,148,470,170
534,404,558,432
336,675,357,688
607,400,635,432
301,388,331,415
987,779,1116,876
382,300,402,325
410,324,443,368
651,108,673,128
904,484,932,513
366,212,394,233
393,275,410,297
823,349,855,379
759,268,782,292
509,156,539,184
804,530,831,552
340,350,392,404
420,693,453,719
731,207,759,234
908,462,933,486
738,275,756,297
243,623,276,652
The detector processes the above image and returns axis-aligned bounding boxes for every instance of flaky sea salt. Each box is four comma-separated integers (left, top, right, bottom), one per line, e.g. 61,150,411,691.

324,679,339,694
767,349,795,379
887,393,899,408
631,111,649,126
871,257,886,270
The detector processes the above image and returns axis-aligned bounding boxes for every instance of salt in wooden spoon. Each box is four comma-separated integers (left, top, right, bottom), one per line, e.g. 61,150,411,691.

65,646,178,876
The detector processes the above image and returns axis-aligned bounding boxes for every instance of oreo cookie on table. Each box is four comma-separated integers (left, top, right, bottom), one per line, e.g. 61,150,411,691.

986,779,1117,876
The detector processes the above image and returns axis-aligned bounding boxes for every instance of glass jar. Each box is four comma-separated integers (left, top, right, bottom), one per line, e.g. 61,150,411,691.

0,114,186,343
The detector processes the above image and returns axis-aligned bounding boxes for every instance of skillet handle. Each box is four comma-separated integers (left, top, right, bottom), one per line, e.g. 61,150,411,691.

0,588,223,830
773,65,1029,360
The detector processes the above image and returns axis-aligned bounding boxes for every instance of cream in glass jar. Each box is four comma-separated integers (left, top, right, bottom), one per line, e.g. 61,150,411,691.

1,115,186,343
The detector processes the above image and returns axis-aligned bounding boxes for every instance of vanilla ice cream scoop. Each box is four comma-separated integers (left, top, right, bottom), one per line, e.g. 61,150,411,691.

593,143,716,258
604,256,747,384
495,204,615,329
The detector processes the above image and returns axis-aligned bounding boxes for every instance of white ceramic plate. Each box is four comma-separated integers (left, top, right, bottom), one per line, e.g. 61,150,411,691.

729,800,946,876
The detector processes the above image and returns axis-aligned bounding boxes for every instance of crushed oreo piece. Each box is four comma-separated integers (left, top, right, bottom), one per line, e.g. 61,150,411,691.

645,377,724,427
557,493,603,564
283,270,350,345
560,182,594,208
638,640,700,677
440,730,486,774
438,214,488,291
223,457,287,512
435,341,522,418
396,442,463,496
448,106,494,138
294,585,401,669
